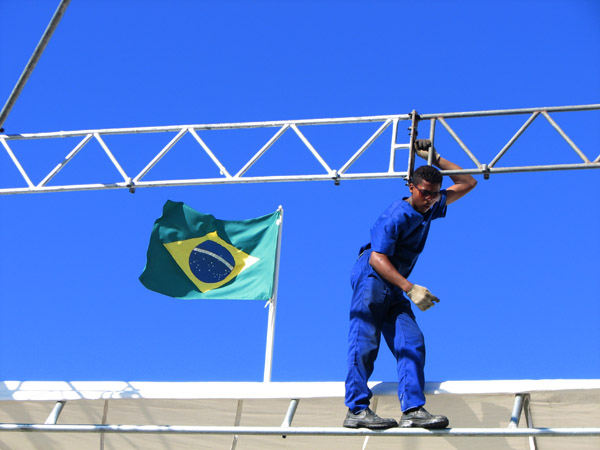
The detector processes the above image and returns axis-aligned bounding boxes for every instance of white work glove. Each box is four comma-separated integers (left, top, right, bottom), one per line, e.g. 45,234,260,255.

407,284,440,311
414,139,441,165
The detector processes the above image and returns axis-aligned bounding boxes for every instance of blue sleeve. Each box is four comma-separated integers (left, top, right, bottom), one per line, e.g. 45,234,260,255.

370,208,411,257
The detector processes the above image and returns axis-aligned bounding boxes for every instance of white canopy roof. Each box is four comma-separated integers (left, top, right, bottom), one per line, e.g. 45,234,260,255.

1,379,599,449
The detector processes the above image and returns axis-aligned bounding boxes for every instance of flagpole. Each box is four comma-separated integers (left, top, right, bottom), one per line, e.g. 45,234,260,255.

263,206,283,382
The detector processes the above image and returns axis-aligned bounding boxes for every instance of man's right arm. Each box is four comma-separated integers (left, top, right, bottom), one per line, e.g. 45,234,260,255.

369,251,413,293
369,251,440,311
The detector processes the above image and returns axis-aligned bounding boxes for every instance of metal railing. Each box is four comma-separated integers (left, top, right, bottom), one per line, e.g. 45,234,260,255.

1,104,598,195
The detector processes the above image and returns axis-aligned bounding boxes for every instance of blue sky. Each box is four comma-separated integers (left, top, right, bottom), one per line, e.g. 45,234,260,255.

1,0,598,384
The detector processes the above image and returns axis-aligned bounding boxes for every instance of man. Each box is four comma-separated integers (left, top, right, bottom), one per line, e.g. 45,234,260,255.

343,139,477,430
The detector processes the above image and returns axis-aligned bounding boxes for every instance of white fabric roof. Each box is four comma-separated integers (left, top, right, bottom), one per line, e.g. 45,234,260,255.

1,379,599,450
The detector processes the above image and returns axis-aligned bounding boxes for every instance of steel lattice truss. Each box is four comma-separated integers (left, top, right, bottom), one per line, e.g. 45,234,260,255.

1,104,598,195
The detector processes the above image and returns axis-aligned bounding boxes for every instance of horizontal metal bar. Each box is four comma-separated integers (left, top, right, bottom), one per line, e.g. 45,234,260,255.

1,162,599,195
419,104,600,120
0,116,409,140
1,423,599,437
2,104,598,141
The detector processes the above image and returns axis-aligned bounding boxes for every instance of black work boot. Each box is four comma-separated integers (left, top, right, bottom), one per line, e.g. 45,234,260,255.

343,408,398,429
398,406,449,429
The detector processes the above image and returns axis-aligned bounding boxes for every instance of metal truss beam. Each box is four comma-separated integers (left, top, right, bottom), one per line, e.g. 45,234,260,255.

1,423,599,437
1,104,598,195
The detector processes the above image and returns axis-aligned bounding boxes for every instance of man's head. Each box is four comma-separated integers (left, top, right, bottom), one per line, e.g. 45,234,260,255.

408,165,443,214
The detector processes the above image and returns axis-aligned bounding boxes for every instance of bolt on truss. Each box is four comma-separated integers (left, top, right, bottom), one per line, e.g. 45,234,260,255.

0,104,598,195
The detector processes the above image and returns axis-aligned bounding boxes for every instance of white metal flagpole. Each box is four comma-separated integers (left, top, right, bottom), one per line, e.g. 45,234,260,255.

263,206,283,382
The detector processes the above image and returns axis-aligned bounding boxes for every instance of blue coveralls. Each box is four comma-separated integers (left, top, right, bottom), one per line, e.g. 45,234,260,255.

345,192,447,413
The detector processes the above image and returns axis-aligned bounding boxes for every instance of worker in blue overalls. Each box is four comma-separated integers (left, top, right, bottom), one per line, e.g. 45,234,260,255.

343,140,477,429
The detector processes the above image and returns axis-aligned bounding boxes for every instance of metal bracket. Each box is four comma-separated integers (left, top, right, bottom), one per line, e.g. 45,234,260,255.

44,401,66,425
508,393,538,450
281,399,299,438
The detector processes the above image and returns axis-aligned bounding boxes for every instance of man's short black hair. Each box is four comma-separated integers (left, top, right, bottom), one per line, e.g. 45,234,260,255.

411,165,443,186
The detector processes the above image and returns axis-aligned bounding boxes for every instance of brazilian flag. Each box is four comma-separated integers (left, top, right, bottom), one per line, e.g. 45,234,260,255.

140,201,281,300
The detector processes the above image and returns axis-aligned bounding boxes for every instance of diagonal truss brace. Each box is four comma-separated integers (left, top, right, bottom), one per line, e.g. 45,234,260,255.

0,104,598,195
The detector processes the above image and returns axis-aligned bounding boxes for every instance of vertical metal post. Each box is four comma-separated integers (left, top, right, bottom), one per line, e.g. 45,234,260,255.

389,118,399,173
263,206,284,382
428,119,437,166
524,395,538,450
0,0,71,130
100,400,109,450
406,110,419,181
230,399,243,450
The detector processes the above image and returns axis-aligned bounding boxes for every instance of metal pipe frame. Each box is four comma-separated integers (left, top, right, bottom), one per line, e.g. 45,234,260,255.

1,104,598,195
0,0,72,130
44,401,66,425
1,423,599,437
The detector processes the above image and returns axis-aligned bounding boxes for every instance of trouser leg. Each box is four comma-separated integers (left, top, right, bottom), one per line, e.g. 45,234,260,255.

345,271,390,413
382,306,426,412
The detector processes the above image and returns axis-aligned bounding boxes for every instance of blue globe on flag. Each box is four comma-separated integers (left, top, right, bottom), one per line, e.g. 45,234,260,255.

189,240,235,283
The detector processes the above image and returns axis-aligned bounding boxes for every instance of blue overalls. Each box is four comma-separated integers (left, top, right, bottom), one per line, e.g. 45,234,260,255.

345,192,447,413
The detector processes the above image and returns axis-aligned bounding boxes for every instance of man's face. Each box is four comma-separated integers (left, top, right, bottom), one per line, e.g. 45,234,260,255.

409,180,442,213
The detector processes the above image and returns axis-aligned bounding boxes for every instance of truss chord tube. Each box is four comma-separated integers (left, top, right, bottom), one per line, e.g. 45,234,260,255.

133,128,188,182
0,0,71,129
38,133,93,187
541,111,591,163
1,138,35,187
418,104,600,119
3,162,600,195
290,124,334,175
2,105,599,141
93,133,130,182
338,119,391,174
2,162,600,196
1,424,599,437
437,117,482,168
235,124,289,178
489,112,539,168
1,116,411,140
188,128,232,178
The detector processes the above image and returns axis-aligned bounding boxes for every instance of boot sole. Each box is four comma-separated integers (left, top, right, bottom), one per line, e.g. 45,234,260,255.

398,419,449,429
343,420,398,430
